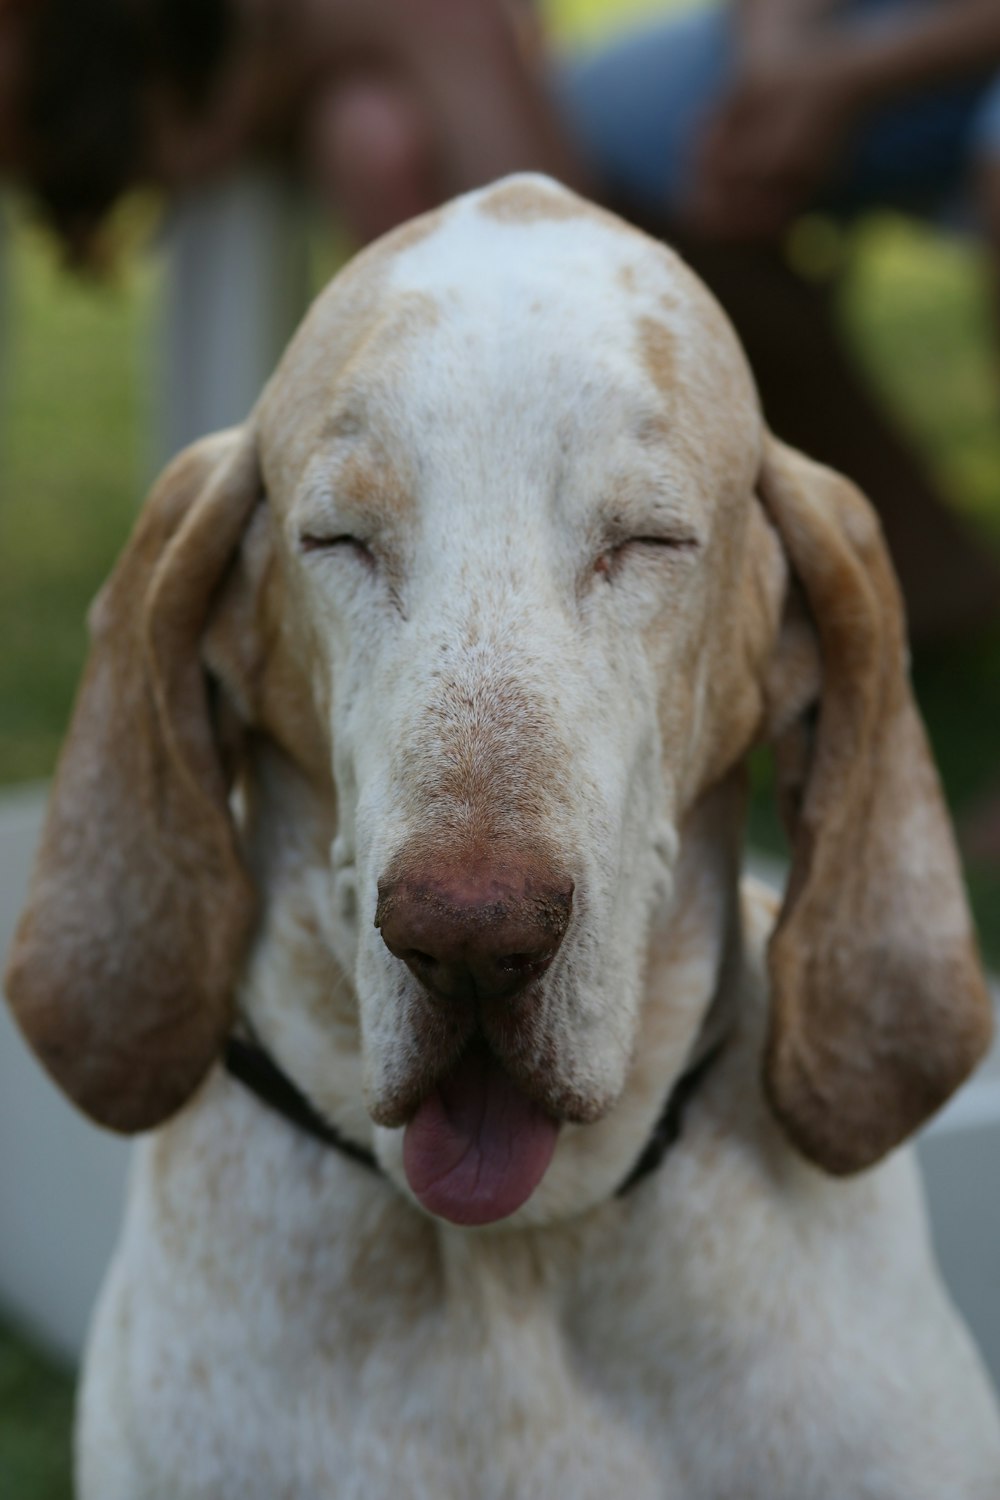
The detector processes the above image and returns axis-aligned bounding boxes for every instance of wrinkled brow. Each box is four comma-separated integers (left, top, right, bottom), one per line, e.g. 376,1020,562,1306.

293,440,415,534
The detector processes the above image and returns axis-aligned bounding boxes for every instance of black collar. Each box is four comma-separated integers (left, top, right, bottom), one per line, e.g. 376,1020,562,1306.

224,1036,379,1173
224,1034,726,1200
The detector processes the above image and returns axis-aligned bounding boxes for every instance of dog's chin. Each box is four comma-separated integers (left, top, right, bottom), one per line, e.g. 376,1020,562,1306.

368,1019,616,1227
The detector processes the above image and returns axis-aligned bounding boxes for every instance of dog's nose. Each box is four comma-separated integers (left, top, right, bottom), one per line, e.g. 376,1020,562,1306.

375,869,573,1005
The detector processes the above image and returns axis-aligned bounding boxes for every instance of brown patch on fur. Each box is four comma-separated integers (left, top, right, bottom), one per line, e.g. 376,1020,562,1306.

636,413,672,448
260,274,439,511
637,317,677,402
334,444,414,523
478,179,589,225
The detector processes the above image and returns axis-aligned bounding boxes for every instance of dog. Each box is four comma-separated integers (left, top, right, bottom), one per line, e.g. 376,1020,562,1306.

6,175,1000,1498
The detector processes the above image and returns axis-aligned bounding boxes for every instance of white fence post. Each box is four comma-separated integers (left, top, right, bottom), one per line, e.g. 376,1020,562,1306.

154,170,310,466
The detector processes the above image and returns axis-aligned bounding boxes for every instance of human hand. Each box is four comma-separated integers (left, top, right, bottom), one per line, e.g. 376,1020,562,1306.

685,41,861,241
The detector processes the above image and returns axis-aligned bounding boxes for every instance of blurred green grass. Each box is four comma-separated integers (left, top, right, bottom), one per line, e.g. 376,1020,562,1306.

0,1316,73,1500
0,206,157,782
844,217,1000,544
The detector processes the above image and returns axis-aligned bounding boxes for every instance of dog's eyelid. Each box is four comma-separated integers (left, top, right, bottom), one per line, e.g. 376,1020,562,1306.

290,472,374,553
592,527,701,584
599,531,702,566
598,492,703,549
624,532,701,552
299,531,374,562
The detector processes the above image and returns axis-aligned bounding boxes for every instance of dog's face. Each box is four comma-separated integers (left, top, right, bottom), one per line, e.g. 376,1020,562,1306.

252,180,773,1215
6,178,990,1227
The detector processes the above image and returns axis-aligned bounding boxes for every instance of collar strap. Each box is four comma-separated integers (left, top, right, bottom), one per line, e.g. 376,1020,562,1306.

223,1035,726,1199
613,1038,726,1196
224,1036,381,1174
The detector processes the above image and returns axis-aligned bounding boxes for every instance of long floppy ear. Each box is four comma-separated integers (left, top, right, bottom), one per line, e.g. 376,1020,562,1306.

4,428,261,1132
758,435,992,1175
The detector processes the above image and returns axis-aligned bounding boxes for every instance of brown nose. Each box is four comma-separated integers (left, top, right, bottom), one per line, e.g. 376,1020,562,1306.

375,868,573,1006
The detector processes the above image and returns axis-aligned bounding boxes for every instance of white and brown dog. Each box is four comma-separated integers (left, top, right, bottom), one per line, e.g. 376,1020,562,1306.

7,176,1000,1498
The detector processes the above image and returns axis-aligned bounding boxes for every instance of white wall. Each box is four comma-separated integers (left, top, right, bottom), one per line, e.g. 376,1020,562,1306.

0,787,129,1361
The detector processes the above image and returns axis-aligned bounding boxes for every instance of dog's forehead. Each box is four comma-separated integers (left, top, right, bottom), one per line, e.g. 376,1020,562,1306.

259,177,759,506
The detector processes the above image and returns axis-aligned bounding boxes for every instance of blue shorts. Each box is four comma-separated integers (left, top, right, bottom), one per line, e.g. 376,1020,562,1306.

558,0,1000,225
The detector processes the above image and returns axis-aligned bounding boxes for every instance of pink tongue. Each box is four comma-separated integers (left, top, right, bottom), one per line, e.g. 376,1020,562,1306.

403,1049,559,1226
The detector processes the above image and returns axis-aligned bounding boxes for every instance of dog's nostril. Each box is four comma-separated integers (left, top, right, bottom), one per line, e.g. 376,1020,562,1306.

408,949,437,969
498,952,543,974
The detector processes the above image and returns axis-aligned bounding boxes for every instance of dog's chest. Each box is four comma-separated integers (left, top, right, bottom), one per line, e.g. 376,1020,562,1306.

96,1094,679,1499
82,1074,1000,1500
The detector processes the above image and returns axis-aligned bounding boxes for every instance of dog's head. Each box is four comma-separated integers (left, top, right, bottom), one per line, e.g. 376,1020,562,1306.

6,177,990,1225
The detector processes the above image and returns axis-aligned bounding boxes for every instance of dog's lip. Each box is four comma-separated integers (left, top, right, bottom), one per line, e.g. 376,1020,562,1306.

371,1025,612,1132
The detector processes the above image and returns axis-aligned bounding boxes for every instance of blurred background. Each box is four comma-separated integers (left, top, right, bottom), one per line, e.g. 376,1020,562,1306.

2,0,1000,1493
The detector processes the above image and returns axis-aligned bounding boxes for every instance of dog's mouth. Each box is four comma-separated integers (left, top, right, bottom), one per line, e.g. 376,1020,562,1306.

402,1041,561,1226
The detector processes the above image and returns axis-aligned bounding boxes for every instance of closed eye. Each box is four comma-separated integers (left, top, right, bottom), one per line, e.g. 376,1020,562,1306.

627,535,700,552
300,532,374,563
595,533,700,578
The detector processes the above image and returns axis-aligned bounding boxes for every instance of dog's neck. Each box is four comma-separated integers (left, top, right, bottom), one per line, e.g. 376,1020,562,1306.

615,769,747,1134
